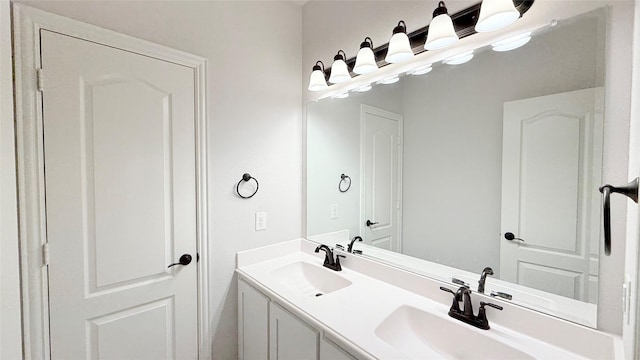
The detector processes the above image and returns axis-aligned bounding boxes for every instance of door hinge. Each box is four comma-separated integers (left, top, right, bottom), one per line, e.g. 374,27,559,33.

42,243,49,267
36,68,44,92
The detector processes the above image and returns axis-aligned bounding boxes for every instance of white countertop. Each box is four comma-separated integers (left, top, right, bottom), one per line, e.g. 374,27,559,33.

236,239,623,359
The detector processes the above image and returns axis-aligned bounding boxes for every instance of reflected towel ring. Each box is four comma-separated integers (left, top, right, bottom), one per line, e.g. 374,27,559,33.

339,174,351,193
236,173,259,199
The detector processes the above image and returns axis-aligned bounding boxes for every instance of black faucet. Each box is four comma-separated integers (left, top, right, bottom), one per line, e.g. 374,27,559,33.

314,245,344,271
478,267,494,293
347,236,362,253
440,286,503,330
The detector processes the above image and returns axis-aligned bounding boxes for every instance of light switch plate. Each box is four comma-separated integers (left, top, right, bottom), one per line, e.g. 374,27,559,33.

255,212,267,231
330,204,338,219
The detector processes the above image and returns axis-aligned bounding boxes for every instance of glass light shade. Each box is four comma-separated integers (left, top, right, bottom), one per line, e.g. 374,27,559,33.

443,50,474,65
475,0,520,33
332,92,349,99
329,58,351,84
385,32,414,63
354,47,378,75
308,69,328,91
492,32,531,51
424,14,459,50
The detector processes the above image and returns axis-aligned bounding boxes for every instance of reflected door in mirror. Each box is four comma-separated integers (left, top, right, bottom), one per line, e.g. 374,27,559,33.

362,105,403,251
500,88,603,304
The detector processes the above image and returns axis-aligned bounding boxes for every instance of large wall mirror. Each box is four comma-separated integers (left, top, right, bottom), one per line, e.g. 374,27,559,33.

306,7,616,328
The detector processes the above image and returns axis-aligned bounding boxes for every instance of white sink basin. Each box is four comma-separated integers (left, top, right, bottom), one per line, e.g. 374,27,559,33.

268,261,352,297
375,305,535,360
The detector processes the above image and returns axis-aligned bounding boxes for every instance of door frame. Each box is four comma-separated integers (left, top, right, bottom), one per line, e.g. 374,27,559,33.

13,4,210,359
359,104,403,252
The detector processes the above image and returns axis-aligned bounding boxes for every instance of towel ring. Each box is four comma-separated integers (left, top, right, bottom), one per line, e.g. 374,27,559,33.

339,174,351,193
236,173,259,199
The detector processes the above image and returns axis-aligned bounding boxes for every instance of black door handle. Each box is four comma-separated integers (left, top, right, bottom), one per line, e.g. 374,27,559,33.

504,232,525,242
168,254,192,268
599,178,639,256
366,219,378,227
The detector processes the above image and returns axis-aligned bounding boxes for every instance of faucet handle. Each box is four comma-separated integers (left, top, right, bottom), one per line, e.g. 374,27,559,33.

439,286,461,313
452,278,469,287
335,244,345,250
480,301,503,311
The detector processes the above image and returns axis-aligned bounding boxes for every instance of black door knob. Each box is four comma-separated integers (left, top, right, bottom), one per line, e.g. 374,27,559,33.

366,219,379,227
168,254,192,268
504,232,525,242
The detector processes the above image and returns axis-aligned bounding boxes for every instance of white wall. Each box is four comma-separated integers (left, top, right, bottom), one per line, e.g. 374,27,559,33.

12,1,303,359
0,1,24,359
302,0,633,334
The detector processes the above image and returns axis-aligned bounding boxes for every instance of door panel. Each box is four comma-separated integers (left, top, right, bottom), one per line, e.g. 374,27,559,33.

500,88,603,303
362,106,403,252
41,30,198,359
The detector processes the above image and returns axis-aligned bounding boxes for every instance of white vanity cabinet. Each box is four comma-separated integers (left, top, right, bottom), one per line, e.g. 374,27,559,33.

269,302,319,360
238,278,362,360
320,337,358,360
238,280,270,359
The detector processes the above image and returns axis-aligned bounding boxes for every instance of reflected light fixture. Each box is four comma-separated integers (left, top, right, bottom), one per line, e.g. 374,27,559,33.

443,50,474,65
475,0,520,33
378,75,400,85
385,21,414,63
424,1,458,51
354,37,378,75
354,84,373,92
407,64,433,76
492,31,532,51
307,61,328,92
329,50,351,84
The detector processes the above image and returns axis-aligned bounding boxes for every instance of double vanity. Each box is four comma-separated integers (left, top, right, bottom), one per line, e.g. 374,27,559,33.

237,239,623,359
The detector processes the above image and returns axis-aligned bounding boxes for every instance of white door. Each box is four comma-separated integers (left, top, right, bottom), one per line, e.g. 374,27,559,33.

361,105,403,252
500,88,603,303
41,30,198,359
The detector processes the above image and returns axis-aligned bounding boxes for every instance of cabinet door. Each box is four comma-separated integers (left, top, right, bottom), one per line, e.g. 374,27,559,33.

270,302,319,360
320,337,357,360
238,280,269,360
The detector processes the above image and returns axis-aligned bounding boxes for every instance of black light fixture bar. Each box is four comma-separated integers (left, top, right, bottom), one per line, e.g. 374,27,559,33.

324,0,534,78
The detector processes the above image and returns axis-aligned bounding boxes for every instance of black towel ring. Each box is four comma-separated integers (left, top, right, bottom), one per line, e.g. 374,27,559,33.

236,173,259,199
339,174,351,193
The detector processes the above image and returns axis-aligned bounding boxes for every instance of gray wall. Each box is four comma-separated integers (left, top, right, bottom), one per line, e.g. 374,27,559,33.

9,2,303,359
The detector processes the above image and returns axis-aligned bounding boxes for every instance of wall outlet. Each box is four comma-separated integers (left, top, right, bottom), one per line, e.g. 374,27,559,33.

255,212,267,231
330,204,338,219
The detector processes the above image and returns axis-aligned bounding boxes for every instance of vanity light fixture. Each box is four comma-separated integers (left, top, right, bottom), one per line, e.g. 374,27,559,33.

475,0,521,33
378,75,400,85
332,92,349,99
354,84,373,92
443,50,474,65
385,21,414,63
307,61,329,91
354,37,378,75
491,31,531,51
329,50,351,84
424,1,459,51
407,64,433,76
